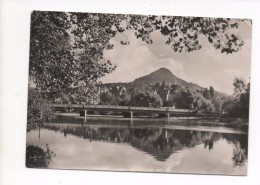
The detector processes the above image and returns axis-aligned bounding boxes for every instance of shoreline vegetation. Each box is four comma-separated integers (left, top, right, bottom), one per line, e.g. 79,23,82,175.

53,112,248,131
27,71,250,132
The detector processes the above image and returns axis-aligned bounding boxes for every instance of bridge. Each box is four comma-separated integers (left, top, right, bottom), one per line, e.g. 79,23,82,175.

51,104,221,120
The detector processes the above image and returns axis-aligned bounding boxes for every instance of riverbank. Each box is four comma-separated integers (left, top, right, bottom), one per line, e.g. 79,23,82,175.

52,113,248,131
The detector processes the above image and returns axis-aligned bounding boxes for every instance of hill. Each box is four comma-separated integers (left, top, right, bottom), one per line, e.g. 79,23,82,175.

130,68,188,87
99,67,229,110
102,68,226,97
130,68,207,91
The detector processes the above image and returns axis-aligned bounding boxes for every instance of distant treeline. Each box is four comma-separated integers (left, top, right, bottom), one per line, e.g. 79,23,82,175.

96,79,249,119
27,77,250,131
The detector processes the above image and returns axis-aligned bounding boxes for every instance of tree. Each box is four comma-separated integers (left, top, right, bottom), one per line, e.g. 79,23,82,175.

27,88,55,131
174,89,194,109
127,15,245,53
29,12,73,100
211,96,222,112
99,92,118,105
233,78,246,99
234,80,250,118
118,91,131,106
209,86,215,98
149,81,172,106
148,93,163,107
222,78,250,118
241,82,250,117
130,91,163,107
30,12,118,102
29,11,248,104
203,88,212,100
200,99,214,112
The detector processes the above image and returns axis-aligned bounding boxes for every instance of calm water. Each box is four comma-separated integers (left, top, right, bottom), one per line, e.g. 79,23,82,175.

26,119,248,175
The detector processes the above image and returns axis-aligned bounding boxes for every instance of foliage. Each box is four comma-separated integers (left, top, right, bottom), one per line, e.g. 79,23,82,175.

209,86,215,98
98,87,131,106
118,91,131,106
26,144,55,168
30,12,74,100
29,11,247,105
146,81,220,111
99,92,118,105
202,88,212,100
98,80,226,113
129,91,163,107
232,143,247,166
233,78,247,99
211,96,222,112
222,78,250,118
199,99,214,112
174,89,194,109
193,96,214,112
27,88,56,131
127,15,245,54
30,12,117,102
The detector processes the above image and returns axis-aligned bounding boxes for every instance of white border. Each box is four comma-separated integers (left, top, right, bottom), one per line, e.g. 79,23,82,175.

1,0,260,185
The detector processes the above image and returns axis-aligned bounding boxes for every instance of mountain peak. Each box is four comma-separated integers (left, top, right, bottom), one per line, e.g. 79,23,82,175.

157,67,172,72
132,67,182,87
155,68,173,74
148,68,175,78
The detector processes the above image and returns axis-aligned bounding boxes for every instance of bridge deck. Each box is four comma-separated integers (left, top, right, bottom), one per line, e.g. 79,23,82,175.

51,104,220,117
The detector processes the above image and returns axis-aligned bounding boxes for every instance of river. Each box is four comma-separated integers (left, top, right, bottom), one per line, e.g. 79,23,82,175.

26,118,248,175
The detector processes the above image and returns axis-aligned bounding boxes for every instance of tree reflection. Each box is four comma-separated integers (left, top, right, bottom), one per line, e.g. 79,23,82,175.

42,124,247,163
221,133,248,166
204,132,214,150
232,143,247,166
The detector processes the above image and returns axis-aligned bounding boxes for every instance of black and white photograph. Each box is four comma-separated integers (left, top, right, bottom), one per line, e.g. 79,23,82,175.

25,11,251,176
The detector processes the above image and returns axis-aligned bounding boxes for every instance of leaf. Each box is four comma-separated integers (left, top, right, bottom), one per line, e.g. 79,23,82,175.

208,36,213,43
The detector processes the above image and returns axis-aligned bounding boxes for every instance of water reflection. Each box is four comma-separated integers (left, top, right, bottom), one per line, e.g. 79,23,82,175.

233,142,247,166
41,124,248,164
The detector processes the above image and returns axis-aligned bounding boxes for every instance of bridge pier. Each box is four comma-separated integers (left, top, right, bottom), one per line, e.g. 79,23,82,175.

166,113,170,125
130,111,133,119
166,108,170,125
84,110,87,123
80,109,87,125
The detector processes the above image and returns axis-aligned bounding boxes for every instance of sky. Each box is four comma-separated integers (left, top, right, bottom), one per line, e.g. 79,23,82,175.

100,21,252,95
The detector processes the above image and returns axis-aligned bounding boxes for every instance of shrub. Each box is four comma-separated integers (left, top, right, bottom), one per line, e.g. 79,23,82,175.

26,144,55,168
27,88,56,131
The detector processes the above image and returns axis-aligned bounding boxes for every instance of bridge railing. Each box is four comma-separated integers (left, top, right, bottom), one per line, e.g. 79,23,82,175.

50,104,220,117
50,104,192,112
